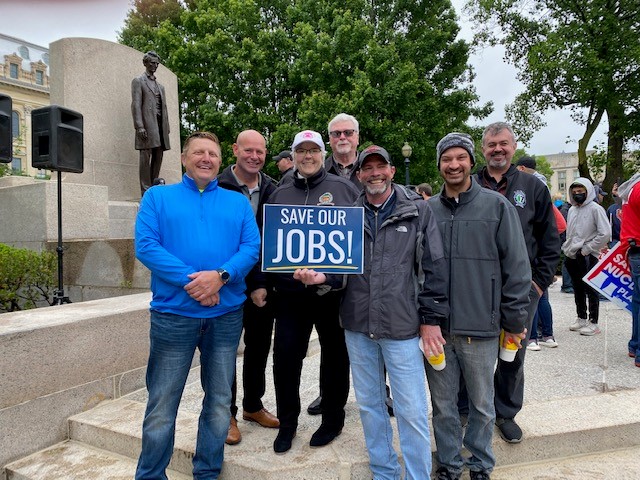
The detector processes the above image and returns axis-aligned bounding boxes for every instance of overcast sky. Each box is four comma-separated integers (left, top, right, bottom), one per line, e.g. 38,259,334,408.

2,0,609,155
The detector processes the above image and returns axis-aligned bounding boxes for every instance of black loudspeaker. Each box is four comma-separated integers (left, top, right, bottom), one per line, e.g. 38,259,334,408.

0,93,11,163
32,105,84,173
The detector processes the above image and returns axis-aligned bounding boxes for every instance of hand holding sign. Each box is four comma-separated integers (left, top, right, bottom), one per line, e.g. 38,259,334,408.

293,268,327,285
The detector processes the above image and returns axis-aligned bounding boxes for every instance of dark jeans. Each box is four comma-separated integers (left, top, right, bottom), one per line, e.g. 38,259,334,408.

230,298,275,416
494,284,540,420
530,289,553,340
458,286,539,421
565,254,600,323
273,290,349,430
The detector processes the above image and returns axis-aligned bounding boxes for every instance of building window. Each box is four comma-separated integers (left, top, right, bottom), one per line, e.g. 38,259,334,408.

35,70,44,85
573,170,580,180
10,63,19,79
12,111,20,138
18,46,30,60
558,171,566,196
11,157,22,173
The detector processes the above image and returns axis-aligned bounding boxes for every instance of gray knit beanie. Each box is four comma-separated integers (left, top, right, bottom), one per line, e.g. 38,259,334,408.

436,132,476,168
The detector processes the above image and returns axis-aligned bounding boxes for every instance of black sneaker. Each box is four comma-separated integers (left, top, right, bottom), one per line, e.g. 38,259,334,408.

495,417,522,443
470,471,491,480
434,466,460,480
307,395,322,415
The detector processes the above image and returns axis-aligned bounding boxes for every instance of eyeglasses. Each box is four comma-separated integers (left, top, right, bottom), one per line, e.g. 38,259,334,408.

329,129,356,138
294,148,322,156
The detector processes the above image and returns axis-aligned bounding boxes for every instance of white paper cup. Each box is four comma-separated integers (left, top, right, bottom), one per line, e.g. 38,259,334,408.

499,346,517,362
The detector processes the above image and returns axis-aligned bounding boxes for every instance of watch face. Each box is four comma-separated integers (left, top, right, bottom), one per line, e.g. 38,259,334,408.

218,269,230,282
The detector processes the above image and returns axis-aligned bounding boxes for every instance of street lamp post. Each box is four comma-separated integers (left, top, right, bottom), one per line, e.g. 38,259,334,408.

402,142,412,186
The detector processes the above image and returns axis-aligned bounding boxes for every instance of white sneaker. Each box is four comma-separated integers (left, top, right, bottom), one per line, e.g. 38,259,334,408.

579,323,601,336
540,336,558,348
527,339,541,351
569,318,587,331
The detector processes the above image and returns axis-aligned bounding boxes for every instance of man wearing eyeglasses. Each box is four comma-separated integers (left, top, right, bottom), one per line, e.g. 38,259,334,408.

251,130,360,454
325,113,361,188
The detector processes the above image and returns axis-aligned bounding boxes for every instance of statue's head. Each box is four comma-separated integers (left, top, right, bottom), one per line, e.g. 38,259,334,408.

143,51,161,71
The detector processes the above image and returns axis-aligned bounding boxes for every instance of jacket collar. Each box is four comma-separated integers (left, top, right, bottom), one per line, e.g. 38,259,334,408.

293,167,327,189
182,173,218,193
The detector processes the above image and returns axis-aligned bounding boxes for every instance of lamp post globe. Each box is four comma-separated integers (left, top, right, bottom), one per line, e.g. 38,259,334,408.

402,142,412,186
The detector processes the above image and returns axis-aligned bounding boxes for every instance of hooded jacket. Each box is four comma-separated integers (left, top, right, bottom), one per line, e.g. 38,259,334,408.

476,164,560,291
562,177,611,259
429,178,530,337
339,184,449,340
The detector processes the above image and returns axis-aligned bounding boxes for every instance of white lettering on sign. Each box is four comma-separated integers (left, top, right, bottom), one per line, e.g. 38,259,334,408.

270,229,354,265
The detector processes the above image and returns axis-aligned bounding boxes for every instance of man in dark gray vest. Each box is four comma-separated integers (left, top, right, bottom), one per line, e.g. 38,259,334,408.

132,51,170,195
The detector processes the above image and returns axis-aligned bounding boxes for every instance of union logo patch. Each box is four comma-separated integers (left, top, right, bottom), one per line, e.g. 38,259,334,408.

318,192,335,205
513,189,526,208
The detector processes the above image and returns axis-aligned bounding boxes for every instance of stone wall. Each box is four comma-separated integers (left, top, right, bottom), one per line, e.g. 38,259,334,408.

0,294,152,469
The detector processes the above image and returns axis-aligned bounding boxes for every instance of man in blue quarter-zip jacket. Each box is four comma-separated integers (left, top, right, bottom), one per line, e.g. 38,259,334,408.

134,131,260,480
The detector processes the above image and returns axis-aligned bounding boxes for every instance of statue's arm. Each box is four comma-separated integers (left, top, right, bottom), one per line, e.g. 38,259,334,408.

131,77,145,130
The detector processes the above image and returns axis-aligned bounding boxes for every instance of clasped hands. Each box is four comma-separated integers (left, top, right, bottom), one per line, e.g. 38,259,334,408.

184,270,223,307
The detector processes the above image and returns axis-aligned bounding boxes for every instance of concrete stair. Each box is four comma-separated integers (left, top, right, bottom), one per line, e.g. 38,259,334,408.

6,385,640,479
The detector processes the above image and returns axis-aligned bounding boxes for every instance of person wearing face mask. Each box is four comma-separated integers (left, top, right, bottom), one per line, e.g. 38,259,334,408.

562,178,611,336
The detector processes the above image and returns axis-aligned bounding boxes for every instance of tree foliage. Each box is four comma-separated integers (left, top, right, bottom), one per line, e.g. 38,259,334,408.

119,0,489,183
465,0,640,197
0,244,56,312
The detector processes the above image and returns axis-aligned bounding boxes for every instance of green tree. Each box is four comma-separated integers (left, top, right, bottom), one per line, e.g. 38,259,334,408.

465,0,640,198
119,0,490,184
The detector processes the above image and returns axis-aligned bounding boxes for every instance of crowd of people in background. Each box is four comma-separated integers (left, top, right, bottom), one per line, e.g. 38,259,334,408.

132,114,638,480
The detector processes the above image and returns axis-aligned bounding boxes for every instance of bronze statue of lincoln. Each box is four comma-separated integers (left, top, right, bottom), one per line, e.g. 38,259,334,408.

131,51,170,195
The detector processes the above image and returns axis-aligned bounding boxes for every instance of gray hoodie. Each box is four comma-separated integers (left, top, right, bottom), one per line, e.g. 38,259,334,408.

561,177,611,259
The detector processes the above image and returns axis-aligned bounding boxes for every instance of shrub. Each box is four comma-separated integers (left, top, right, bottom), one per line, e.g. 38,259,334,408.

0,244,56,312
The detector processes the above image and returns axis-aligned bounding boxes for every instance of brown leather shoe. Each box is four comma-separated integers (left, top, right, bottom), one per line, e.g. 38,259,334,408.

225,417,241,445
242,408,280,428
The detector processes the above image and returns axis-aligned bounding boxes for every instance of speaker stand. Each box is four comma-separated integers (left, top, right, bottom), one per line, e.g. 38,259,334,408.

52,170,71,305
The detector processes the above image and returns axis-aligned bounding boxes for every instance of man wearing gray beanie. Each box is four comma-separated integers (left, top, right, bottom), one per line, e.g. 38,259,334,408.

426,132,530,480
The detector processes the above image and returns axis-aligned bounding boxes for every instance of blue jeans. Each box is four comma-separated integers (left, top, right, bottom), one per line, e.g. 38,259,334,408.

530,289,553,340
628,251,640,361
135,308,243,480
427,335,499,475
345,330,431,480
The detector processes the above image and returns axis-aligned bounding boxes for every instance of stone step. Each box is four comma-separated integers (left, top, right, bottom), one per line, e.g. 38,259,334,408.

107,201,138,239
63,387,640,479
4,440,189,480
491,445,640,480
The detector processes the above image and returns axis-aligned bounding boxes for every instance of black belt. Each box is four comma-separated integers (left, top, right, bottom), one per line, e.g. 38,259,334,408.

629,246,640,255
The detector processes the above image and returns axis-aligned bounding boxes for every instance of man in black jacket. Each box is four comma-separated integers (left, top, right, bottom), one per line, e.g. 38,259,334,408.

324,112,361,188
252,130,360,454
296,145,449,478
475,122,560,443
217,129,279,445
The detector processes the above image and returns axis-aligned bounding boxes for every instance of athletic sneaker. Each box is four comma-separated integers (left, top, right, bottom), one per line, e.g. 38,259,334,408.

579,323,601,336
569,317,588,331
540,336,558,348
527,339,541,351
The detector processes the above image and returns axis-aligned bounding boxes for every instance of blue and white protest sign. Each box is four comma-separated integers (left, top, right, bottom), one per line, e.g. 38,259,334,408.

262,205,364,274
583,242,634,313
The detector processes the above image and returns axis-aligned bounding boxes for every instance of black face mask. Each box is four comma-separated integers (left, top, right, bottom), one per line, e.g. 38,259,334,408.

572,192,587,204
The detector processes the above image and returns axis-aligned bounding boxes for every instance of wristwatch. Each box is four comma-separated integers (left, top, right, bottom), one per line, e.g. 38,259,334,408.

216,268,230,284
